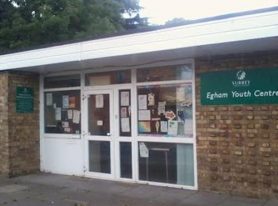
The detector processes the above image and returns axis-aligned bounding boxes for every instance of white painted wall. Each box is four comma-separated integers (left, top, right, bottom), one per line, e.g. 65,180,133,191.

41,138,84,176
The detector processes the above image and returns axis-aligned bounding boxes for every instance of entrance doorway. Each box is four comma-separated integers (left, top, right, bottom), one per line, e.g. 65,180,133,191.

84,88,133,180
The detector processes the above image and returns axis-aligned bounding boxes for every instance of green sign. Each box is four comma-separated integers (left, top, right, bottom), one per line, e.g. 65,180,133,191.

16,87,34,113
201,68,278,105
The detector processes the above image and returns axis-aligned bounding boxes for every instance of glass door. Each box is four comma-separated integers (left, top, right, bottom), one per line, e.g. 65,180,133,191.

84,90,114,178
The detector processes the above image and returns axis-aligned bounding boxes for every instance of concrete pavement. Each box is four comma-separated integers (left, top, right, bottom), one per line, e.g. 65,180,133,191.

0,173,277,206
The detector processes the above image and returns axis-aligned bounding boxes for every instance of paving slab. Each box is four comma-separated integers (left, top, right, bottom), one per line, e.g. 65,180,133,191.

0,173,275,206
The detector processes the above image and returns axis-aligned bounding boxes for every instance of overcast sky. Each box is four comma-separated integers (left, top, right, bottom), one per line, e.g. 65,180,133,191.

140,0,278,25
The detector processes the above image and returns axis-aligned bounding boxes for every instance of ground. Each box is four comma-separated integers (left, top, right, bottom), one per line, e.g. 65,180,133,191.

0,173,277,206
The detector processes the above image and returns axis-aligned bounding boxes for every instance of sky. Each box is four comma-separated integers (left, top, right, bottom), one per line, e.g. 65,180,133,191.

139,0,278,25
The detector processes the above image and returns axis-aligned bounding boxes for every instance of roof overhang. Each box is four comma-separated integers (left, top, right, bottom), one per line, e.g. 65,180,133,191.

1,9,278,73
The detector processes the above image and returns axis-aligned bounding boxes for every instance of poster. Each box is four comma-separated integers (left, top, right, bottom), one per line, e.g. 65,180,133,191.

46,93,53,106
158,101,166,115
138,121,151,133
121,118,130,132
138,110,151,121
168,120,178,136
148,93,155,106
165,110,176,120
120,91,130,106
96,94,104,108
138,95,147,110
55,107,62,121
184,119,193,135
62,95,69,108
67,110,73,119
69,96,76,108
176,87,186,103
139,142,149,158
62,121,69,128
160,121,168,133
97,120,103,126
73,110,80,124
120,107,127,118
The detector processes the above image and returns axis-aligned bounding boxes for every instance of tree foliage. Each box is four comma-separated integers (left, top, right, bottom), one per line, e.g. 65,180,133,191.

0,0,143,52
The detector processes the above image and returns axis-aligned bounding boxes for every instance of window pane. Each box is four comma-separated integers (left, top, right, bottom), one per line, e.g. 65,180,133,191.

44,75,80,88
120,142,132,178
86,70,131,86
138,142,194,186
89,141,111,174
137,65,192,82
119,90,131,137
137,84,193,137
88,94,110,136
44,90,80,134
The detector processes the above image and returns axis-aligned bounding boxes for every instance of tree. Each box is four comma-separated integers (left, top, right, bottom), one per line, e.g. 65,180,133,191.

165,18,188,26
0,0,144,52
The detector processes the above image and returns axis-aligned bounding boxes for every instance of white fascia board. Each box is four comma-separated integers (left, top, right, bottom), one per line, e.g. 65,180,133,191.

1,10,278,71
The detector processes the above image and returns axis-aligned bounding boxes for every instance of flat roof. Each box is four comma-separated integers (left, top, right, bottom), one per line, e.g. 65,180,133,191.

1,6,278,73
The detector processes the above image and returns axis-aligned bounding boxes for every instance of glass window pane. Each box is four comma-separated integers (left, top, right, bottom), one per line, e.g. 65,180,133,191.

119,90,131,137
137,65,192,82
120,142,132,178
86,70,131,86
44,75,80,88
138,142,194,186
89,141,111,174
88,94,110,136
44,90,80,134
137,84,193,137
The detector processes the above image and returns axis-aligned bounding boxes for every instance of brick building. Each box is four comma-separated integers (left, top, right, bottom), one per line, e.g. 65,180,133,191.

0,7,278,198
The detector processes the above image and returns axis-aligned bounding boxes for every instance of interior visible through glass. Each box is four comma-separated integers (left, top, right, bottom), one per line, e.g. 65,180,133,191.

138,142,194,186
89,141,111,174
120,142,132,178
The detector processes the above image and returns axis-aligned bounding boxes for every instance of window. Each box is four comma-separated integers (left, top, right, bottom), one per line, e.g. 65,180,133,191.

85,70,131,86
44,90,81,134
137,84,193,137
44,74,80,88
138,142,194,186
137,65,192,82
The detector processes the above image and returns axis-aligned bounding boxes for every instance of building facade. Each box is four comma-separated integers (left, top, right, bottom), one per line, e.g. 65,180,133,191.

0,7,278,198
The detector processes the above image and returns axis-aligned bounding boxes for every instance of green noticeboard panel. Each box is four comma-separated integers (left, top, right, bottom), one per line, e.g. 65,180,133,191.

16,87,34,113
201,68,278,105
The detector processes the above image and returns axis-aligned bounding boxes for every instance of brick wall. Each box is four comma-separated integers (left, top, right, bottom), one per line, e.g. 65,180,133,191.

0,71,40,177
7,72,40,176
196,51,278,198
0,73,9,176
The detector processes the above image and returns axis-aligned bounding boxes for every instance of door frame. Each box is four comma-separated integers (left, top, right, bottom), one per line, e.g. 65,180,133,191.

83,89,115,179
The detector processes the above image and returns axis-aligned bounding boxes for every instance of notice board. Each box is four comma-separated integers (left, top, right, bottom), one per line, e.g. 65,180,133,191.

16,87,34,113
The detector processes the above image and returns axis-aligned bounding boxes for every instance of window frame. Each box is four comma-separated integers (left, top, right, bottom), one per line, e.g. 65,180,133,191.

42,73,82,139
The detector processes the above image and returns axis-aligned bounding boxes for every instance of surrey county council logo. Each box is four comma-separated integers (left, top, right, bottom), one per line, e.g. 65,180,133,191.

236,70,246,80
232,70,250,87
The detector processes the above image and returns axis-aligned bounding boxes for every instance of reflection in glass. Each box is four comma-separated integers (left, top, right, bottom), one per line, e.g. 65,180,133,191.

44,74,80,88
89,141,111,174
137,64,192,82
138,142,194,186
85,70,131,86
120,142,132,178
